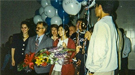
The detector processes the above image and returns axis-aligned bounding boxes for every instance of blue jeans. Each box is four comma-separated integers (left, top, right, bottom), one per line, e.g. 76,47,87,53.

1,54,12,70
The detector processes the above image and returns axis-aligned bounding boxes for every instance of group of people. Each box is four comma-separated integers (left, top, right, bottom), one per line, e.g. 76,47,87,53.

1,0,131,75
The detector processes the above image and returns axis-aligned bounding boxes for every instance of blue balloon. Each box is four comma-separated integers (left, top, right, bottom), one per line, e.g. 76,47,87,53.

35,9,40,15
77,0,83,2
58,6,69,18
45,17,51,26
51,0,62,9
46,25,50,35
62,16,70,24
45,17,51,34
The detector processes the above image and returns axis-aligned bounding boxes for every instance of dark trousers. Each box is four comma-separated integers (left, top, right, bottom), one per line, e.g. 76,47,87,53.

76,52,85,75
115,57,128,75
121,57,128,70
121,57,128,75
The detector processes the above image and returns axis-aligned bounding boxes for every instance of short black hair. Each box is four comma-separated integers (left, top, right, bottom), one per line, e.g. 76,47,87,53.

37,21,48,29
51,24,58,29
95,0,119,15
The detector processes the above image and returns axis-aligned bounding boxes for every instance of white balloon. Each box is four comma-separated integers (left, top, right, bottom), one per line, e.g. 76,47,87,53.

33,15,43,24
81,1,87,6
41,13,47,21
44,5,56,18
41,0,51,8
51,16,62,26
62,0,81,15
39,7,44,15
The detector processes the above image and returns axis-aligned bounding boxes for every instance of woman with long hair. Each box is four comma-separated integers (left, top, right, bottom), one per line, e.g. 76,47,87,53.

11,20,35,75
49,24,76,75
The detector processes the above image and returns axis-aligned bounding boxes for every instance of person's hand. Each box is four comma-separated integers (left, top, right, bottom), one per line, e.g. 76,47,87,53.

62,42,67,48
85,31,90,40
76,59,81,67
85,31,91,40
76,46,82,54
12,59,15,66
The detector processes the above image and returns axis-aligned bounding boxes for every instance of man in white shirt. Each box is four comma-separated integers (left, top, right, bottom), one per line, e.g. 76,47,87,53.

85,0,119,75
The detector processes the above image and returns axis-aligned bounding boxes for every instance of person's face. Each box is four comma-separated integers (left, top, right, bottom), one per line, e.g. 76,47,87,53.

58,26,66,37
21,24,29,34
69,26,76,36
36,24,45,35
95,4,102,18
51,27,58,36
76,21,82,31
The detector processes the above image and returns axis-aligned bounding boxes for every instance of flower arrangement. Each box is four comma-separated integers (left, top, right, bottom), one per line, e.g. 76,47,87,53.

34,48,56,66
17,52,35,72
17,46,75,72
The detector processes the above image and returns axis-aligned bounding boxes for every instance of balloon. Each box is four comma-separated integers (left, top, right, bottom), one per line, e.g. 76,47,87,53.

39,7,44,15
44,5,56,18
51,16,62,26
46,25,51,35
33,15,43,24
41,0,51,7
35,9,40,15
62,16,70,24
81,0,87,6
62,0,81,15
51,0,62,9
45,17,51,34
58,6,69,18
77,0,83,2
41,13,47,21
45,17,51,26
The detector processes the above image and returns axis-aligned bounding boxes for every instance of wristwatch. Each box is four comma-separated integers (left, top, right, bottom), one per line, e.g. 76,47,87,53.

91,72,94,74
88,70,94,74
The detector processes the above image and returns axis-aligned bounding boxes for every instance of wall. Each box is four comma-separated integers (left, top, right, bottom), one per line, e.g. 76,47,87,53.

1,0,41,46
116,1,135,69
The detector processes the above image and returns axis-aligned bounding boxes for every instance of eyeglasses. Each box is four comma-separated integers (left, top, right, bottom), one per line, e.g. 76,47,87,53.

36,27,44,30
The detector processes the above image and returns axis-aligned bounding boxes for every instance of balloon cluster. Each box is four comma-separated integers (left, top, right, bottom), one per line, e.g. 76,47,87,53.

33,0,95,28
34,0,85,25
